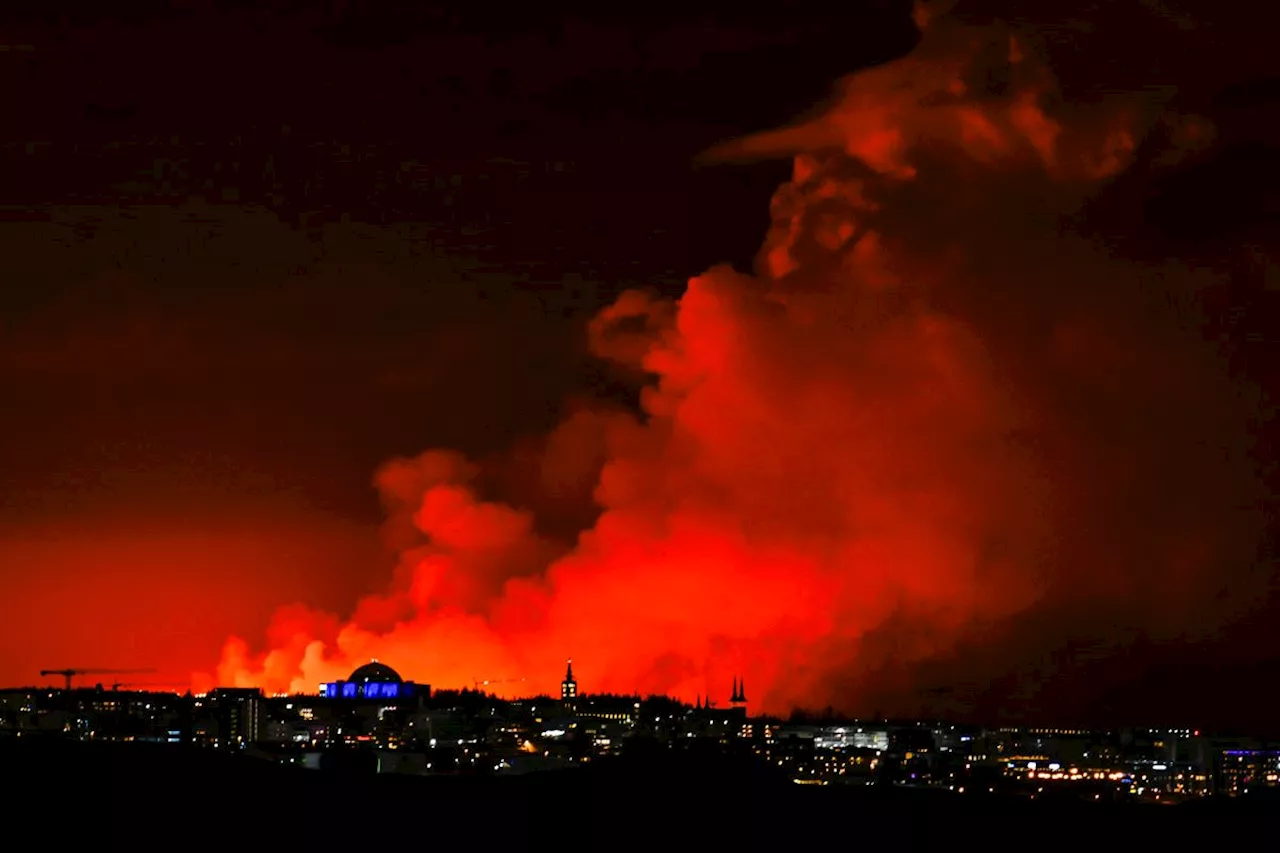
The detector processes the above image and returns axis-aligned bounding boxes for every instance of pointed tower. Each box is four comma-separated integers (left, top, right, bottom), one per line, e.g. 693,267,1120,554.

695,694,702,710
731,675,747,712
560,659,578,709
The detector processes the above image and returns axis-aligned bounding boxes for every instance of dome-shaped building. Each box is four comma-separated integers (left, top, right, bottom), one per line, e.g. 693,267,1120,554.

319,659,425,702
347,660,403,685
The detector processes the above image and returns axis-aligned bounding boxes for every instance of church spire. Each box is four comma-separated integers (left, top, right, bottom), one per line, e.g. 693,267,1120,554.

560,659,577,707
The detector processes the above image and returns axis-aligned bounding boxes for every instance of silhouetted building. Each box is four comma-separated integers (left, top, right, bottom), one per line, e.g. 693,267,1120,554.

561,660,577,710
208,688,262,746
319,660,428,701
731,676,747,712
1217,749,1280,796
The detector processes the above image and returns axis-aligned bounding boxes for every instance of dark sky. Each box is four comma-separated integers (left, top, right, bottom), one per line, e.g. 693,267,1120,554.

1,1,1278,731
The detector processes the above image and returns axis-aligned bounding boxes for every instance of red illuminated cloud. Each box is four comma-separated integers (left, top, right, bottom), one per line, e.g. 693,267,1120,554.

206,4,1266,714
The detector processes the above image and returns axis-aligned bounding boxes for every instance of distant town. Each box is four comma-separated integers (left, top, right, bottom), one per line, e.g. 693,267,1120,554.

3,659,1277,802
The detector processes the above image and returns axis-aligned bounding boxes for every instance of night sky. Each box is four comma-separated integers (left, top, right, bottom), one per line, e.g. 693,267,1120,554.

2,1,1278,733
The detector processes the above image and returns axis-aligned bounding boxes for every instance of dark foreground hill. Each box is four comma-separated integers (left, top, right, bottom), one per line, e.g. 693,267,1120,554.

1,736,1270,846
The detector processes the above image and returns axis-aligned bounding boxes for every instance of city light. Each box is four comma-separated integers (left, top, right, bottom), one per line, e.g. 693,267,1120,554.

0,658,1269,800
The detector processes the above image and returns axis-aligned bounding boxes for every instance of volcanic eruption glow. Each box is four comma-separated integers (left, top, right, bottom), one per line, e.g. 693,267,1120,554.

202,4,1265,714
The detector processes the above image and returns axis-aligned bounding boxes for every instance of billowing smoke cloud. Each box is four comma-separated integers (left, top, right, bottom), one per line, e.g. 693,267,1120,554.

202,4,1266,716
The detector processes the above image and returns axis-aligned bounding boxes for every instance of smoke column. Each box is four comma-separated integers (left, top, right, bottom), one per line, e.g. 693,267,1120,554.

203,4,1266,715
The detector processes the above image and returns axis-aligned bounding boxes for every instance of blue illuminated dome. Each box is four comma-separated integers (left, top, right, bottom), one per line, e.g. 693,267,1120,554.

319,659,423,700
347,660,403,685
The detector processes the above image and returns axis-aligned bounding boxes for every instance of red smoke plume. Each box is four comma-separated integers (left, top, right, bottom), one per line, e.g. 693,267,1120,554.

202,5,1265,714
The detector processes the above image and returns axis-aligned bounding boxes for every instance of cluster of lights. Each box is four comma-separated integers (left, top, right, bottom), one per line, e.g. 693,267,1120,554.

1022,762,1123,782
6,682,1279,798
1010,760,1211,798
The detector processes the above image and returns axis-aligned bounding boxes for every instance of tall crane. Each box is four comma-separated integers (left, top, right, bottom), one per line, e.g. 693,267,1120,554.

39,668,155,691
110,681,186,692
473,676,526,692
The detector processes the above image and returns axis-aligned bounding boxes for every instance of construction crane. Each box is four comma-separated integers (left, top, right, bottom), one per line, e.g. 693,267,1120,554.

39,668,155,691
110,681,187,692
473,676,526,692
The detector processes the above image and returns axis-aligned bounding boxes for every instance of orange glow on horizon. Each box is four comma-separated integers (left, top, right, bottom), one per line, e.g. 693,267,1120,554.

0,511,383,692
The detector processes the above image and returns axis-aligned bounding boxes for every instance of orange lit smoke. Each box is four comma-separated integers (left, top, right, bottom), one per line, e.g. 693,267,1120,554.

203,5,1260,712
